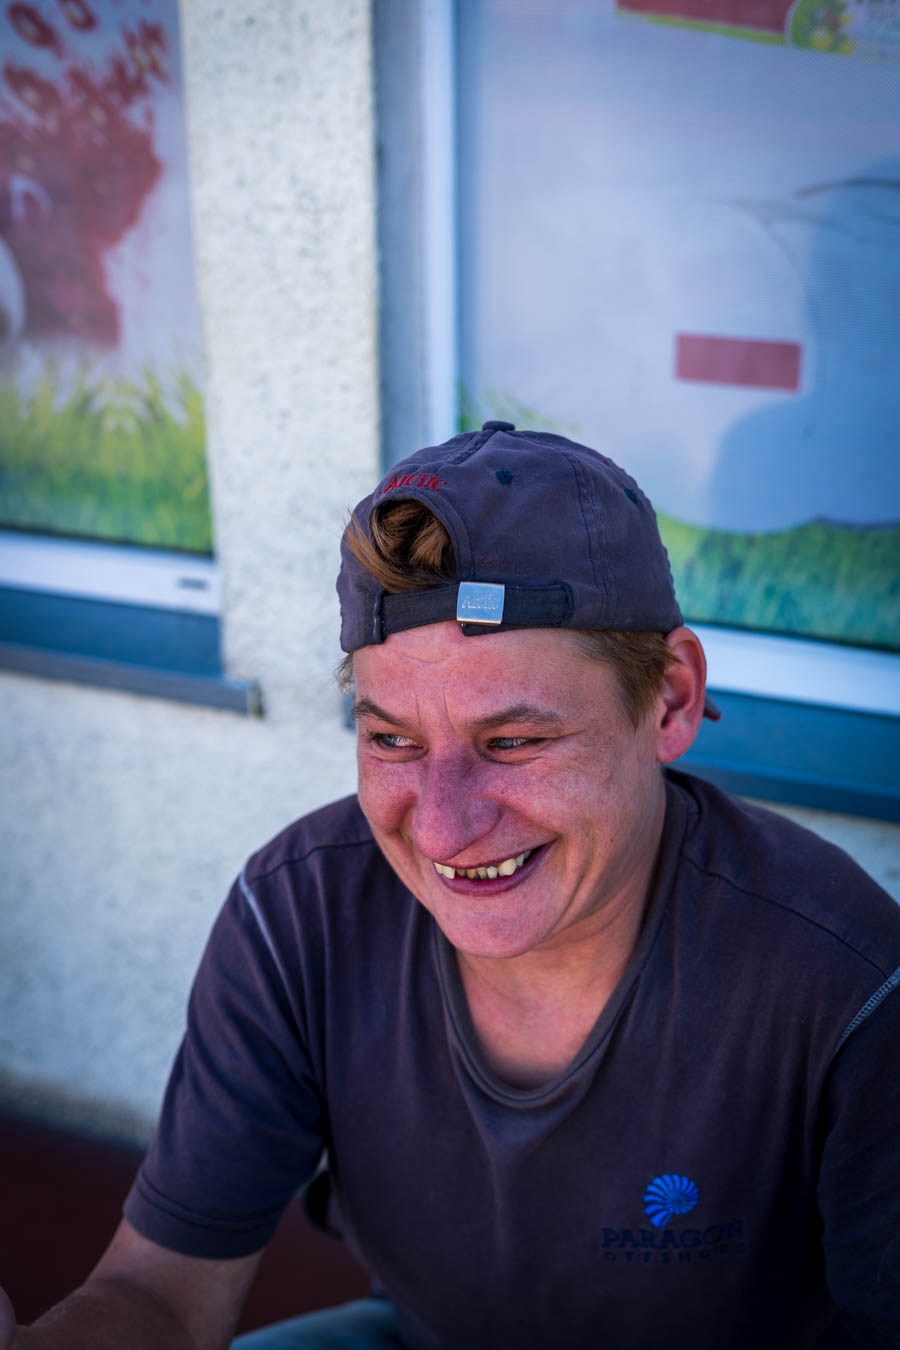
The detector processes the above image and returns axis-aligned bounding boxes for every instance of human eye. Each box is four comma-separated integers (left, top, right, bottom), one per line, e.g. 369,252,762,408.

488,735,532,750
366,731,420,752
485,735,544,755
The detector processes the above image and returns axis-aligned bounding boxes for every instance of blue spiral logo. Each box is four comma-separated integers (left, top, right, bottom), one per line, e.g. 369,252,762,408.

643,1173,700,1228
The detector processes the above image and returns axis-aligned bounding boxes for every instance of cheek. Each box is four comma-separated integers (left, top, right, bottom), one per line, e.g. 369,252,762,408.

357,759,416,834
527,758,616,820
535,754,642,848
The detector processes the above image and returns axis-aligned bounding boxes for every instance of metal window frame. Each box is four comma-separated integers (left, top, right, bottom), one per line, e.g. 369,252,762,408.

0,533,260,714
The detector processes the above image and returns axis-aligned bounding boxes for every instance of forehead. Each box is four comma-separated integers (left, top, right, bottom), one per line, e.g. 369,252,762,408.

352,622,621,719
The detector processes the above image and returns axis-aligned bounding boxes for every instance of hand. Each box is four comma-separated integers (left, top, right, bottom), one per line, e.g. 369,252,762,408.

0,1285,22,1350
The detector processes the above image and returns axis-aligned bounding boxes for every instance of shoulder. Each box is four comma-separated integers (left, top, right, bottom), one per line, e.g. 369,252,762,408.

197,796,411,1026
666,769,900,979
242,793,379,887
231,795,409,964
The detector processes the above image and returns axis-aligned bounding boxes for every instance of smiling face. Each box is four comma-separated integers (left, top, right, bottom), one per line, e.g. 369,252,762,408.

353,622,673,965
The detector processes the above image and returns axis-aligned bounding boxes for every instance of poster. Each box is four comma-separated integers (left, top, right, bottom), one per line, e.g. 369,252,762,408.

457,0,900,651
0,0,212,554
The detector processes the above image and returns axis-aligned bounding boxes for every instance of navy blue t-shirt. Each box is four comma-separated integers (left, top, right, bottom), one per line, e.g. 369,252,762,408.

125,771,900,1348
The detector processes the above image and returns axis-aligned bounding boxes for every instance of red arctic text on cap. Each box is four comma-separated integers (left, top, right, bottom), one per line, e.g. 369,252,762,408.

382,472,448,493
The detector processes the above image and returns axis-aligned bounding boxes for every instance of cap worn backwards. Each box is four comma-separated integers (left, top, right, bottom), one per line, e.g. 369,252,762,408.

337,421,685,655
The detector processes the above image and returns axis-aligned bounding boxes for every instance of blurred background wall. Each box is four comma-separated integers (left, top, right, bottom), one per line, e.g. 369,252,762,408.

0,0,378,1139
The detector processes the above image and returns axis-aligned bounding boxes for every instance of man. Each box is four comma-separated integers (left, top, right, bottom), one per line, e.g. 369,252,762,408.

2,423,899,1348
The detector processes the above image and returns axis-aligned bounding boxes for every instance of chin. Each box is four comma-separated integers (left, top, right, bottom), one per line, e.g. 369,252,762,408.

431,904,549,961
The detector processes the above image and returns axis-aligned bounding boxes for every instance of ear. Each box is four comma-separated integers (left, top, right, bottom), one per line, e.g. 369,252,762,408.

654,627,708,765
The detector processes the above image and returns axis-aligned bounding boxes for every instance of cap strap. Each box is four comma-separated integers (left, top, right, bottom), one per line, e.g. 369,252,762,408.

379,583,573,641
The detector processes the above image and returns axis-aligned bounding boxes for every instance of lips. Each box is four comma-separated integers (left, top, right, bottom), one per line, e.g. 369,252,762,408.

433,848,535,881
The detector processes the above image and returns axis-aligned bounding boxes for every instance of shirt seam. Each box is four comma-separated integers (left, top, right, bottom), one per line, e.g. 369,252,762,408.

238,870,293,997
132,1170,284,1234
832,964,900,1059
244,833,375,889
679,848,893,980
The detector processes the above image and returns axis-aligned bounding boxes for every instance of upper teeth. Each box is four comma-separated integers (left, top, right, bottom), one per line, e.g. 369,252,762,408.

434,850,532,881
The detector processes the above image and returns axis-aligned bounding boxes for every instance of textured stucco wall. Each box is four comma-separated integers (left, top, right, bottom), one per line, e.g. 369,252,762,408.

0,0,379,1140
0,0,897,1146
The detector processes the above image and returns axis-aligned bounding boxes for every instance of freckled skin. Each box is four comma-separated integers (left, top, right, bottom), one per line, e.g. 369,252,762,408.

353,622,703,977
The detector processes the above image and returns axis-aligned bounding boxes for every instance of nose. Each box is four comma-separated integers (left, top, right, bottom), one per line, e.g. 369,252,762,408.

410,752,501,864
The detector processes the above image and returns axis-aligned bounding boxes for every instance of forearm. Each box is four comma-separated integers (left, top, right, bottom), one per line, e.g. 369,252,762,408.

3,1217,262,1350
16,1279,200,1350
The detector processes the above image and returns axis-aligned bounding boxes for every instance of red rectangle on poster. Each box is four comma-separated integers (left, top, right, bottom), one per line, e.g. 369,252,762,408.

675,334,802,390
618,0,792,34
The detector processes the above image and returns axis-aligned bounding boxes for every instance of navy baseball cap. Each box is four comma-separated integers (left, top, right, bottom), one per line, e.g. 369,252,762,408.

338,420,692,647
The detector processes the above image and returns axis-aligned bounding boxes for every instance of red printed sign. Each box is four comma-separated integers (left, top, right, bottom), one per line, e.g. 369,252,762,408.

675,334,802,390
618,0,794,35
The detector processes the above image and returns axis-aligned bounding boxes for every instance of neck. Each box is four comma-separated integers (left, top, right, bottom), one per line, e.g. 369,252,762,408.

457,805,666,1089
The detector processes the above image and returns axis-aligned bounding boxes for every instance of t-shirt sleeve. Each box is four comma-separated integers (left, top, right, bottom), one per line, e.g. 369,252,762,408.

819,973,900,1348
124,871,327,1259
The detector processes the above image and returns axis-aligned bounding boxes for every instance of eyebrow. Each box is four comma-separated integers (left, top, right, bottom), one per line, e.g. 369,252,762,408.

472,703,566,731
351,697,407,726
351,697,565,731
